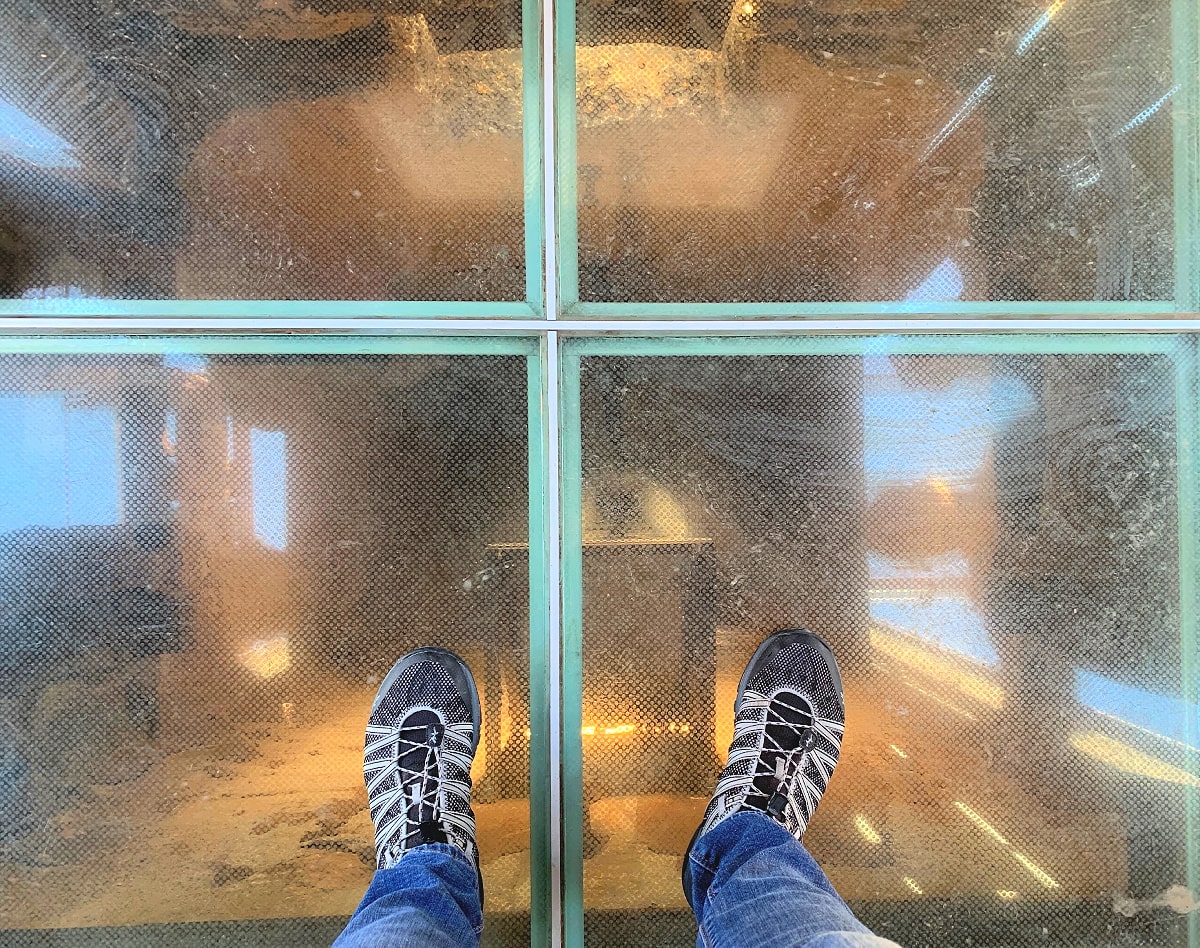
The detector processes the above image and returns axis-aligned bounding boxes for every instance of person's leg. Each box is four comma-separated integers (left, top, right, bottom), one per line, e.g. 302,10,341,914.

333,647,485,948
686,811,896,948
683,629,899,948
334,844,481,948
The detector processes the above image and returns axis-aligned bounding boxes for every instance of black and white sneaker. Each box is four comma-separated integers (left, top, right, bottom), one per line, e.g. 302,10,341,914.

684,630,845,898
364,647,483,894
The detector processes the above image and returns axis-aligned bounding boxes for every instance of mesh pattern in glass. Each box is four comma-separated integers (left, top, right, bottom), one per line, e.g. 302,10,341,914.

0,352,532,947
578,352,1192,946
0,1,525,301
574,0,1179,304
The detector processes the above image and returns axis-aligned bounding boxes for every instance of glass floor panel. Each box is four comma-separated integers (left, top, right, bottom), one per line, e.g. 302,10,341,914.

576,351,1194,946
0,352,532,945
0,1,526,301
572,0,1180,304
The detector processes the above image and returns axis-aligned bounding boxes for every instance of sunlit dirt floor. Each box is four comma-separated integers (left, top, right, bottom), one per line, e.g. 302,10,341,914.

2,629,1138,936
1,682,531,930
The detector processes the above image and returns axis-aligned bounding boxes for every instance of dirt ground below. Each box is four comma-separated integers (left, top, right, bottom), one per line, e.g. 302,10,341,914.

2,642,1136,933
1,686,531,930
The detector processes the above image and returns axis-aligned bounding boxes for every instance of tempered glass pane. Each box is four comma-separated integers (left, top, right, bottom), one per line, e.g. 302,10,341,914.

573,1,1183,304
0,4,525,301
0,352,532,946
577,351,1194,945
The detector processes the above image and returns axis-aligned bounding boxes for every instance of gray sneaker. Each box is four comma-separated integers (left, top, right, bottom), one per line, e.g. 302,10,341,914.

683,629,845,906
364,647,483,900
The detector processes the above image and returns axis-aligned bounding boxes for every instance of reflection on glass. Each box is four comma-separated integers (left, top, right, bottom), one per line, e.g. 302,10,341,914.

905,259,966,303
251,428,288,551
0,354,531,946
576,0,1181,303
0,4,524,300
0,394,119,530
0,98,79,169
579,352,1192,946
1074,669,1199,748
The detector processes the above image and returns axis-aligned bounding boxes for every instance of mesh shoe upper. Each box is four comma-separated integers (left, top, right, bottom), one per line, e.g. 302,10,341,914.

697,630,845,841
363,649,480,872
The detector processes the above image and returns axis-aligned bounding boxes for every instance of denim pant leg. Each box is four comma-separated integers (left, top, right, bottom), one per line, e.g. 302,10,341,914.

686,812,900,948
333,843,483,948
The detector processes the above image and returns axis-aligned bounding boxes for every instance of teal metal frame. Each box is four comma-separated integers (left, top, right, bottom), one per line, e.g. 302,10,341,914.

0,333,553,948
558,346,585,948
559,332,1200,948
1180,336,1199,947
0,326,1195,948
1172,0,1200,313
0,335,536,355
523,0,548,314
0,300,541,318
0,0,1198,941
563,302,1189,319
553,0,579,310
528,337,556,948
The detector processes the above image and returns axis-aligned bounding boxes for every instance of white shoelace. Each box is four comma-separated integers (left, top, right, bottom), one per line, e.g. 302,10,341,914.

365,714,476,865
708,689,843,837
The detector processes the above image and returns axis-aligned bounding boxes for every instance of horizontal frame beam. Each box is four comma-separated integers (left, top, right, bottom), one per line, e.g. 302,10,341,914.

562,333,1190,356
1,301,1186,321
0,335,538,355
0,301,541,318
1,318,1199,334
566,301,1186,318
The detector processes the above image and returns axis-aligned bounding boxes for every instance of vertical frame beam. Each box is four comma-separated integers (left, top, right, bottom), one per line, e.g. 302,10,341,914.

542,0,560,320
0,333,547,943
554,0,580,308
527,348,554,948
1172,0,1200,312
554,330,1193,948
559,343,586,947
524,0,546,313
1176,336,1199,947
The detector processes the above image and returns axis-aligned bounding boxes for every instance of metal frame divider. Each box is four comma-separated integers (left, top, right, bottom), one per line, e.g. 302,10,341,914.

553,0,1200,319
0,324,1196,948
1179,336,1199,948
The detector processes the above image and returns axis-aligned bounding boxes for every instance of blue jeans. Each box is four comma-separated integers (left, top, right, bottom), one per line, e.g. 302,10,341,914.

333,812,898,948
686,812,899,948
333,843,483,948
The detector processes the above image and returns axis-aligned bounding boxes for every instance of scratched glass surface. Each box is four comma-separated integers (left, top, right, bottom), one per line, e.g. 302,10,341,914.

0,353,532,947
0,2,525,301
574,0,1180,303
577,353,1194,947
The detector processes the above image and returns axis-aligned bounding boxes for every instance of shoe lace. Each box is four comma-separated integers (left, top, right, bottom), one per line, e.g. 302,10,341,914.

386,718,447,858
751,692,817,822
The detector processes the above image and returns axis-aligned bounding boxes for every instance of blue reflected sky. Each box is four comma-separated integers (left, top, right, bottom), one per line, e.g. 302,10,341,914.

165,410,178,452
905,258,964,303
163,353,210,375
0,97,79,168
0,395,119,532
863,358,1193,748
868,551,969,580
863,355,1036,500
1074,669,1199,749
870,594,1000,666
864,357,1033,668
250,428,288,551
